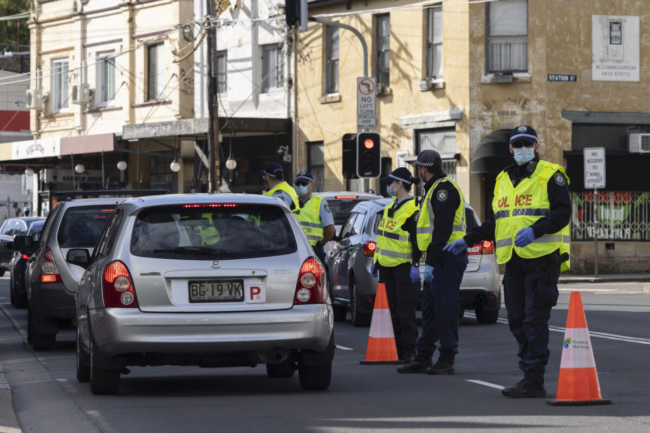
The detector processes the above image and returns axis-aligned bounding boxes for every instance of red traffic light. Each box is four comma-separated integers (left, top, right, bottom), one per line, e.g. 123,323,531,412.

364,139,375,149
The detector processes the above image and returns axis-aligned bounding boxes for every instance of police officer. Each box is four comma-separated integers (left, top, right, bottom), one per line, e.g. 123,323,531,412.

294,171,336,263
371,167,421,364
398,150,468,375
261,162,300,214
445,125,571,398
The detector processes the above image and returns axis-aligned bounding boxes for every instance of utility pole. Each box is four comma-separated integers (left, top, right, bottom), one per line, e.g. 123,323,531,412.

207,0,220,193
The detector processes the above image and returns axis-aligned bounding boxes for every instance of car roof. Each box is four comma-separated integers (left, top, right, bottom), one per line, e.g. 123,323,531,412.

315,192,381,200
57,197,125,208
123,193,291,210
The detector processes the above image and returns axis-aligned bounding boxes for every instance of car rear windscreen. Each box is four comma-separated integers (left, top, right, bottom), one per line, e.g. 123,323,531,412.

130,204,297,260
57,206,116,248
328,200,365,225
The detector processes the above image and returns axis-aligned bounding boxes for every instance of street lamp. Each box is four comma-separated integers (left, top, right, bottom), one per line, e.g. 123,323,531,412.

75,164,85,174
170,160,181,173
225,158,237,170
24,168,34,176
117,160,128,171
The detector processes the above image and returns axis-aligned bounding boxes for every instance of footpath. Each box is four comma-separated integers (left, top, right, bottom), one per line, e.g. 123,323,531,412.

0,304,22,433
559,273,650,284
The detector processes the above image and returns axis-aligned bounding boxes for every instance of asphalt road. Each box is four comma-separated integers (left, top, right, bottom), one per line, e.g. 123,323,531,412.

2,278,650,432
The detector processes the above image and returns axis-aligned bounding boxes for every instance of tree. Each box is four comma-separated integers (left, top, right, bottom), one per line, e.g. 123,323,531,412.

0,0,31,52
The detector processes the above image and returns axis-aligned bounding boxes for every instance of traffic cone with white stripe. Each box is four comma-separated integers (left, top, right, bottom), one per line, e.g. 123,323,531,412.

360,282,401,365
547,292,611,406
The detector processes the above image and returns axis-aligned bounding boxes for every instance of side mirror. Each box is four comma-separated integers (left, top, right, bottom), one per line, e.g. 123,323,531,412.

12,236,35,254
3,241,14,250
66,249,91,269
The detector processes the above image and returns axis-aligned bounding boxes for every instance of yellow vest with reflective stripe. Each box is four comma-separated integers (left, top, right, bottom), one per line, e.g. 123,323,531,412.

493,160,571,271
198,213,220,245
298,195,324,246
264,181,300,215
374,198,418,267
416,177,466,252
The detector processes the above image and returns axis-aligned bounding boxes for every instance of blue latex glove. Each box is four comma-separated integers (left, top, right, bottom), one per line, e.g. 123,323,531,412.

371,263,379,278
515,227,535,248
443,238,468,255
424,265,435,283
409,265,420,283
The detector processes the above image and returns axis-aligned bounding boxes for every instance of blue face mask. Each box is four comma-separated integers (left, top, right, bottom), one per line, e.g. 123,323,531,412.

295,185,309,196
514,148,536,165
387,184,398,197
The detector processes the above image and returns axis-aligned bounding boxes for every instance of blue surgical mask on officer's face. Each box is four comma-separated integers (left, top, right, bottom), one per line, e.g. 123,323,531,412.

387,182,399,197
513,147,536,165
295,184,309,196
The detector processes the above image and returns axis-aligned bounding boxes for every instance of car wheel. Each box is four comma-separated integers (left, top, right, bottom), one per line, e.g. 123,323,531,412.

475,307,499,324
332,305,347,322
33,331,56,351
89,334,120,395
27,306,33,344
298,362,332,391
459,308,465,319
76,327,90,383
0,269,5,277
350,279,371,327
266,361,296,378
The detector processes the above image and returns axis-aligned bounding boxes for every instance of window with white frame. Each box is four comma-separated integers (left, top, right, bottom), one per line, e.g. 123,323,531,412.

487,0,528,73
262,44,284,93
416,128,457,181
217,51,227,94
147,43,165,101
426,6,443,79
51,59,69,114
376,14,390,87
326,26,339,94
97,53,116,106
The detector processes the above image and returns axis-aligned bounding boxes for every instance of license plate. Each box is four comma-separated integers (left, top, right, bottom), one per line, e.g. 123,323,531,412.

189,280,244,303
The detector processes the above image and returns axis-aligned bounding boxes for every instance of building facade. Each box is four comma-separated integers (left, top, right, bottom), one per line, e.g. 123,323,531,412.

297,0,650,272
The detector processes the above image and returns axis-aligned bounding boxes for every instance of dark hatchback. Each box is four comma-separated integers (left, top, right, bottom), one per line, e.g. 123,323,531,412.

0,217,45,276
9,220,45,308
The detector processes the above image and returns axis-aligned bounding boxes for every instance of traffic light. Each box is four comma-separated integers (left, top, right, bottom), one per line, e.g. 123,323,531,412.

357,132,381,178
285,0,308,31
342,133,357,179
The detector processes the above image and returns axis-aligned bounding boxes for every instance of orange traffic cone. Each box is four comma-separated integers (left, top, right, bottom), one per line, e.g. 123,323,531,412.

360,282,401,365
547,292,611,406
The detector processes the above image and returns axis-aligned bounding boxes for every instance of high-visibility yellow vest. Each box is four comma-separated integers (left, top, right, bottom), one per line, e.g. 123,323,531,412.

298,195,324,246
493,160,571,271
264,181,300,215
374,198,418,267
198,213,220,245
416,177,466,252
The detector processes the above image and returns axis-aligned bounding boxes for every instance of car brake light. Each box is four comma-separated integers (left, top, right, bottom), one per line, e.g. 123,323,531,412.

44,250,54,262
363,241,376,257
294,258,326,305
42,248,57,274
182,204,240,208
335,195,358,199
40,274,62,283
482,240,495,254
467,241,495,255
22,254,31,260
102,261,139,308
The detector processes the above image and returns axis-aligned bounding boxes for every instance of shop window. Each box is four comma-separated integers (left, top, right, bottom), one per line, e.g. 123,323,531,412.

217,51,227,94
262,44,284,93
97,52,116,107
308,141,325,192
51,59,69,114
572,192,650,241
376,14,390,88
416,128,457,181
426,6,443,79
487,0,528,73
326,26,339,94
147,43,165,101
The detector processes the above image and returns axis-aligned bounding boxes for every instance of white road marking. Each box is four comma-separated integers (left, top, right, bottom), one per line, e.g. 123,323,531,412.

466,380,504,390
56,378,77,393
336,345,353,351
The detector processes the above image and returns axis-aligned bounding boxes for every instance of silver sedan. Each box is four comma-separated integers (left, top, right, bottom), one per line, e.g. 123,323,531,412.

70,194,334,395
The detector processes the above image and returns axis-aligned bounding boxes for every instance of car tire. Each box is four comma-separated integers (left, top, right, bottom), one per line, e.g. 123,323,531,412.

350,279,371,327
76,327,90,383
298,362,332,391
89,335,120,395
27,306,33,344
33,332,56,351
14,277,27,309
266,361,296,378
475,307,499,324
0,269,5,277
332,305,347,322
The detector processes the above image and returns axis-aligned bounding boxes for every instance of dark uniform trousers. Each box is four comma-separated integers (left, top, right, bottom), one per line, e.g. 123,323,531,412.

313,246,326,264
379,263,420,352
416,251,468,359
503,252,560,374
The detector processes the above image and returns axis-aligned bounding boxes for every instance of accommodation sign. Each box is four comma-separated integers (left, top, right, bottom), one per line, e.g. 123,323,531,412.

592,15,640,82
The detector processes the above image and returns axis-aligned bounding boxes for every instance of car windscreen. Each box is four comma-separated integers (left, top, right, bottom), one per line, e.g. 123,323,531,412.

57,206,116,248
328,200,366,225
130,204,297,260
30,223,45,242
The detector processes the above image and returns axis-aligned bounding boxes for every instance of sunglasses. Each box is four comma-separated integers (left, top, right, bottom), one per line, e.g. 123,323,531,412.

511,140,536,149
295,181,310,187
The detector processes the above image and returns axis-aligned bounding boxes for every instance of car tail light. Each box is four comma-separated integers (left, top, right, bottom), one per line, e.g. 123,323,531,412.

102,261,139,308
363,241,376,257
40,274,62,283
294,258,326,305
22,254,31,260
40,248,60,282
182,204,240,208
481,240,495,254
467,241,495,255
335,195,358,199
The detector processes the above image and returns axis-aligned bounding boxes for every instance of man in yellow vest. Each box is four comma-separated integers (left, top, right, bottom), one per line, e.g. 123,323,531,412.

294,171,335,262
372,167,421,364
445,125,571,398
397,150,468,375
261,162,300,215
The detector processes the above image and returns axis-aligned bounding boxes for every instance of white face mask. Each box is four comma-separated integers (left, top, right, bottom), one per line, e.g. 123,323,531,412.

296,185,309,196
513,148,536,165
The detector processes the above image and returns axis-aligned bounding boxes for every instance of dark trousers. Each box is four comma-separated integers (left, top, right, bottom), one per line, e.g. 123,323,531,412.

503,253,560,374
416,251,468,360
379,263,420,351
312,245,326,264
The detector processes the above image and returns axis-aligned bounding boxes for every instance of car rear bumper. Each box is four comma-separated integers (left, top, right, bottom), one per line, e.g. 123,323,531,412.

89,304,334,358
460,257,501,311
31,282,76,325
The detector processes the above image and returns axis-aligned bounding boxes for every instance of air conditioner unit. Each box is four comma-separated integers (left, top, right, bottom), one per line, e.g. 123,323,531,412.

629,133,650,153
26,89,43,110
72,83,90,105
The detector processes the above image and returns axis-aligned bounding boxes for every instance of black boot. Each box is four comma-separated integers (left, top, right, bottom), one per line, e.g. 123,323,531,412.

402,348,416,364
426,357,455,375
502,371,547,398
396,356,432,374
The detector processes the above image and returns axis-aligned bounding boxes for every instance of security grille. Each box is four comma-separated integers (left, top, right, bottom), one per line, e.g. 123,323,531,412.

642,135,650,152
571,192,650,241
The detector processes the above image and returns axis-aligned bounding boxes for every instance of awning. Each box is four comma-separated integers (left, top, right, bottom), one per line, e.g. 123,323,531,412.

0,133,115,162
470,129,513,178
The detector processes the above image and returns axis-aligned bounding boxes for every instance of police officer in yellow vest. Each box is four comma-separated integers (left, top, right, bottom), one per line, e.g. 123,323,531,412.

198,213,220,245
371,167,422,364
445,126,571,398
397,150,468,375
294,171,336,263
261,162,300,215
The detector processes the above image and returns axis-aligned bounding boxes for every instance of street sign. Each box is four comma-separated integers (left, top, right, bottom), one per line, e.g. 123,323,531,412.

584,147,606,189
547,74,577,82
357,77,376,131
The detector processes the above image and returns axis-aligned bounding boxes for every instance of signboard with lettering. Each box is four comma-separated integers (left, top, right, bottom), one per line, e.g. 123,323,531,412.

548,74,577,82
592,15,640,82
584,147,606,189
12,139,61,160
357,77,376,131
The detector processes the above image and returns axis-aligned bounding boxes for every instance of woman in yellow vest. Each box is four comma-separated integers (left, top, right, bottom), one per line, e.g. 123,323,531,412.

294,171,336,263
261,162,300,215
445,126,571,398
371,167,422,364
